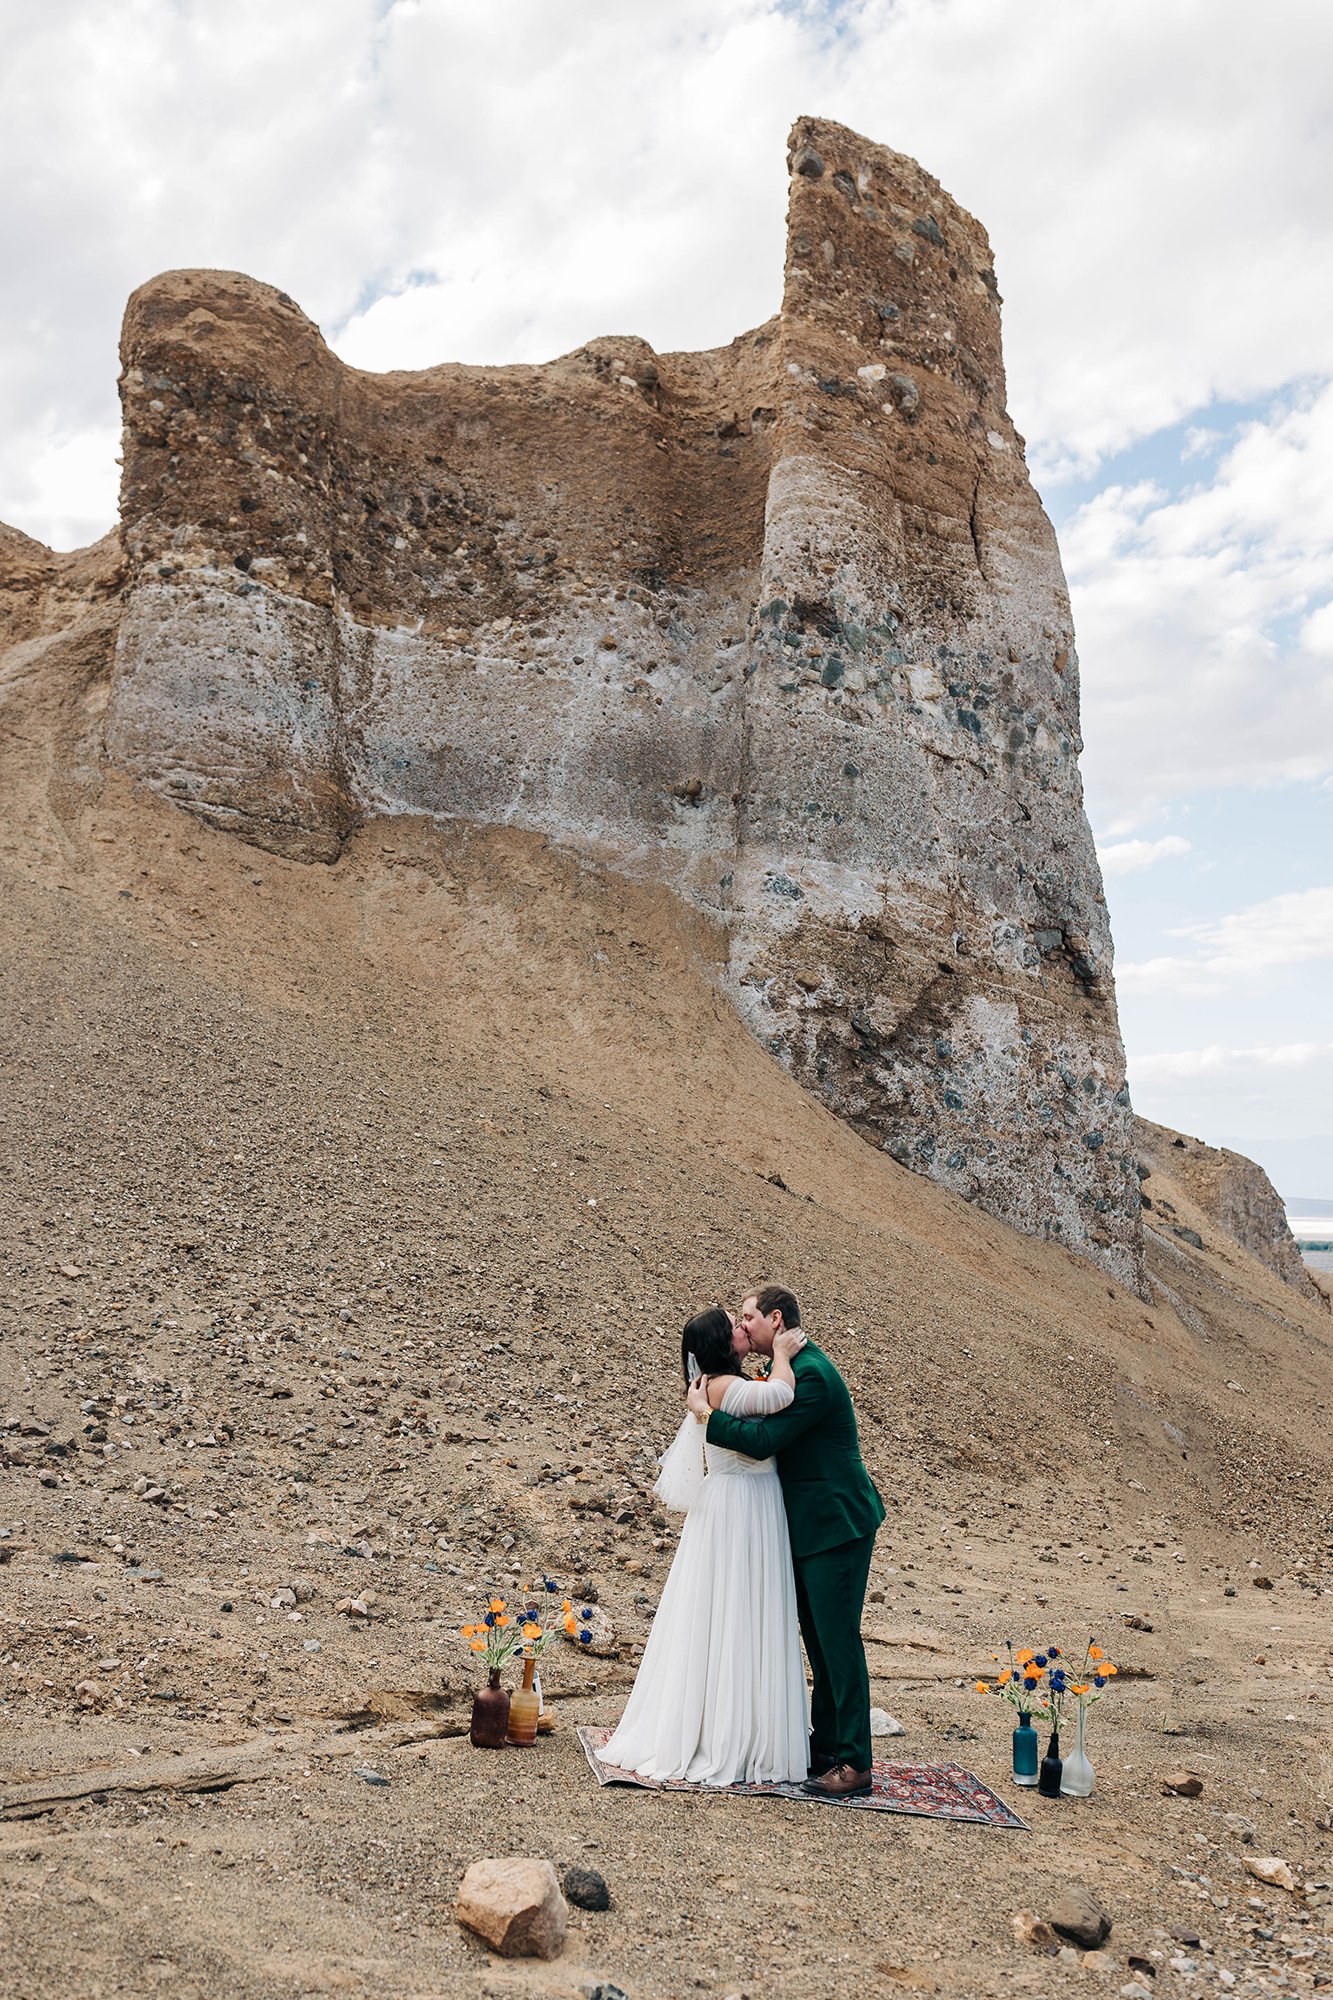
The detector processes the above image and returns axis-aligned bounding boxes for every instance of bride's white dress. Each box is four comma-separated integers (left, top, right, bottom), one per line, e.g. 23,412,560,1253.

602,1375,808,1785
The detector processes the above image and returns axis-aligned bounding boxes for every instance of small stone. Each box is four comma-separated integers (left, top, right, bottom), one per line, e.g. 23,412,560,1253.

1251,1575,1273,1589
1244,1855,1297,1892
1223,1813,1255,1845
1056,1947,1081,1965
579,1985,630,2000
1048,1886,1112,1950
1122,1613,1153,1631
562,1865,611,1911
792,146,825,179
1162,1769,1203,1797
870,1707,906,1737
1120,1985,1153,1999
302,1638,322,1653
456,1857,567,1959
270,1588,297,1609
1011,1911,1057,1952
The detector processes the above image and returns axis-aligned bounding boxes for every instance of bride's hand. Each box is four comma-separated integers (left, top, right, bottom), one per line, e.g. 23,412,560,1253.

686,1374,711,1423
772,1328,806,1362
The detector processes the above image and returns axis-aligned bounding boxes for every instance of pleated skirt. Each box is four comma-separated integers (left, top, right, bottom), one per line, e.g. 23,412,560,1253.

602,1459,809,1785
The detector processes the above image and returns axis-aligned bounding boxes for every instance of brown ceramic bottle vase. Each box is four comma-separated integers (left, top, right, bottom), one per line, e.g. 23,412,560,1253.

506,1656,540,1746
470,1668,510,1747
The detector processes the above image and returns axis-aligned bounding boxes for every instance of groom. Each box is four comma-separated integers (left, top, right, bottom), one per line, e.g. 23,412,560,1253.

689,1284,885,1797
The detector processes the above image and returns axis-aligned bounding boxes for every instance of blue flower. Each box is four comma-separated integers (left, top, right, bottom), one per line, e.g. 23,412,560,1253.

579,1629,592,1645
1023,1676,1037,1691
484,1612,496,1627
544,1577,559,1593
1094,1674,1106,1688
1033,1654,1047,1668
1048,1646,1061,1659
580,1607,593,1622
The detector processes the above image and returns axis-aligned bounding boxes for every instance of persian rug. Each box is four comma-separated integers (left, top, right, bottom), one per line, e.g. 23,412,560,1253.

576,1726,1027,1829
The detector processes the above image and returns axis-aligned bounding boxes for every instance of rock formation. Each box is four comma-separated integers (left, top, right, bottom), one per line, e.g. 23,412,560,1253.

14,116,1143,1287
1136,1118,1323,1306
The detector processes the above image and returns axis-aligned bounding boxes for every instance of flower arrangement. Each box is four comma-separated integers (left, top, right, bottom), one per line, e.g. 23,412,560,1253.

461,1597,522,1672
975,1638,1118,1719
1051,1638,1118,1717
459,1576,594,1669
974,1639,1056,1716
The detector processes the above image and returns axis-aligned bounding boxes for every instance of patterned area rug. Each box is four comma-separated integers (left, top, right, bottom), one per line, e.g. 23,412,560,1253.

576,1726,1027,1829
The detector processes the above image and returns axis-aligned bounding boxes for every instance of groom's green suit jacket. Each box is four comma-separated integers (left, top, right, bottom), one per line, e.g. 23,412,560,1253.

705,1341,885,1558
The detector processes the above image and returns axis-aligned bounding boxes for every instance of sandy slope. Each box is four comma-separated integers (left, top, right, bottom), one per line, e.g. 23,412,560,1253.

1,574,1331,1999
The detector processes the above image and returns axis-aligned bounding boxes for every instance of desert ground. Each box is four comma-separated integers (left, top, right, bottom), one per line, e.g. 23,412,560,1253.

2,591,1332,2000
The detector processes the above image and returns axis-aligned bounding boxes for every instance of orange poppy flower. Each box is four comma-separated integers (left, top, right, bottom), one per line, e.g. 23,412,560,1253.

1089,1645,1104,1662
469,1638,486,1654
489,1598,506,1614
974,1681,990,1694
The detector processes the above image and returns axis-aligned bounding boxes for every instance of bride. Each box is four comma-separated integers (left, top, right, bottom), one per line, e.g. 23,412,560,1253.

602,1305,809,1785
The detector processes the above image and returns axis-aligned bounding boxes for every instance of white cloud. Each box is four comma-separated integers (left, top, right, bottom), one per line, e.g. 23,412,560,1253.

1117,885,1333,994
1133,1041,1333,1081
1097,834,1191,876
1067,386,1333,821
4,0,1333,547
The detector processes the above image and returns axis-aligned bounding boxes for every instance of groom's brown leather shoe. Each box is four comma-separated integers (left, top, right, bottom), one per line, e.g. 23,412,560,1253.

807,1752,838,1779
802,1762,873,1799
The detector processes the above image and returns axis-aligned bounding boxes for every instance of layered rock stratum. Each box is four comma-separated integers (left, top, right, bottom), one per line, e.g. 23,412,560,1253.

23,118,1142,1281
1137,1117,1323,1307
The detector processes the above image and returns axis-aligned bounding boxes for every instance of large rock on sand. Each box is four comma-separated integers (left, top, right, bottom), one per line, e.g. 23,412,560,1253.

455,1856,567,1958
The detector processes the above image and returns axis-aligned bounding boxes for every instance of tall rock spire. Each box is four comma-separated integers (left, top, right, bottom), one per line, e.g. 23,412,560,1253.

100,116,1141,1287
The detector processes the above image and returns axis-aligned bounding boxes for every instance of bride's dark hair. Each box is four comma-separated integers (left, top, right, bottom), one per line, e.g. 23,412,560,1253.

681,1307,739,1385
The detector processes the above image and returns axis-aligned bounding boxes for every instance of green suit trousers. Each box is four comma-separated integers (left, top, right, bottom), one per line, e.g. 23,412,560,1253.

793,1531,876,1773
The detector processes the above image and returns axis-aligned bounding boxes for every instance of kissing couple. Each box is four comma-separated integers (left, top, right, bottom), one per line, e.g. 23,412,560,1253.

604,1284,886,1798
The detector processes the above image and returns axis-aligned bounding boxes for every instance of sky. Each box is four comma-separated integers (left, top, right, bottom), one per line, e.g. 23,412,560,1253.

2,0,1330,1201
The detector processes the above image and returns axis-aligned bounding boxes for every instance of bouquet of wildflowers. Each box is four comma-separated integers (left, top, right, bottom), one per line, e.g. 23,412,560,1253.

1057,1638,1118,1711
976,1638,1119,1724
975,1639,1053,1716
461,1595,523,1671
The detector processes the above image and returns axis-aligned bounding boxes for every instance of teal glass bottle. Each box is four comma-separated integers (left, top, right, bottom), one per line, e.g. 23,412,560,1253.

1012,1711,1039,1786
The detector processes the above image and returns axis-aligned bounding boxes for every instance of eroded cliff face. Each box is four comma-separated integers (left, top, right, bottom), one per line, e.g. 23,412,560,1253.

84,117,1136,1284
1136,1118,1325,1307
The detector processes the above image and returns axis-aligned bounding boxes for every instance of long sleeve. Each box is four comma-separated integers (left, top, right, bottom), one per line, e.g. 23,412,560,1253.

707,1362,831,1460
721,1376,795,1417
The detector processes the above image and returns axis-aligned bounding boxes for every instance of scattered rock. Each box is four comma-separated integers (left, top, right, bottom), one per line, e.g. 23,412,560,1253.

870,1707,906,1737
1047,1886,1111,1950
1122,1613,1153,1631
1251,1575,1273,1589
456,1857,567,1959
579,1984,630,2000
562,1866,611,1912
1161,1770,1203,1797
1222,1813,1255,1845
1011,1911,1058,1952
1244,1855,1297,1892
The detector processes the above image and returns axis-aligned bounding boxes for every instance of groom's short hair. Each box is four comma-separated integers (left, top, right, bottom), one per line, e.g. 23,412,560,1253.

752,1283,800,1329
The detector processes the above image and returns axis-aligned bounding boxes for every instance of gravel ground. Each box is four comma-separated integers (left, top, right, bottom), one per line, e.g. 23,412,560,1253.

1,645,1331,1999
